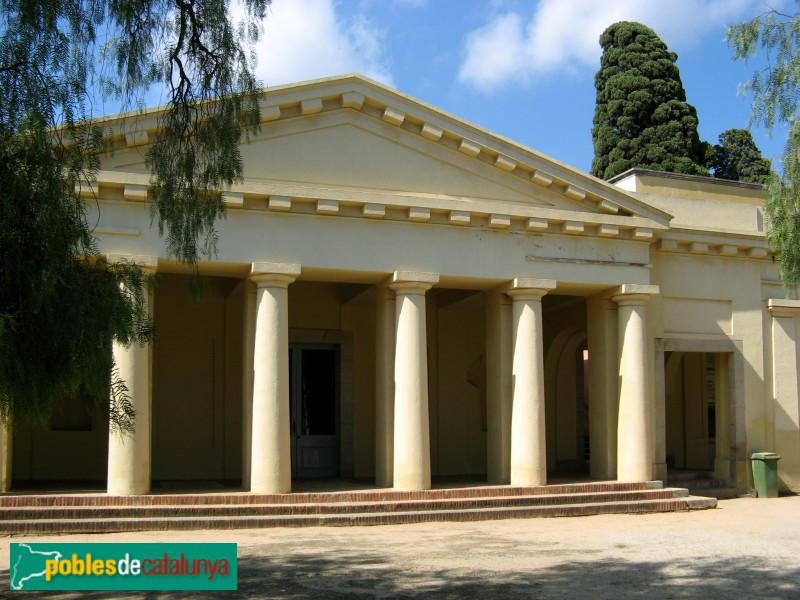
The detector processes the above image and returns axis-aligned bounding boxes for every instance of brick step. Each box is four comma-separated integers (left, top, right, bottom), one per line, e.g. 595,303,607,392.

0,496,717,534
0,481,658,508
0,489,684,521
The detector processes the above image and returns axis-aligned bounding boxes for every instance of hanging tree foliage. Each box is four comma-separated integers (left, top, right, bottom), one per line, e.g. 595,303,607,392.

729,4,800,289
591,21,709,180
0,0,270,431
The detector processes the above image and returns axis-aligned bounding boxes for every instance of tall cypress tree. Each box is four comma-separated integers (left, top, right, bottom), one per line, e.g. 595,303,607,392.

591,21,708,180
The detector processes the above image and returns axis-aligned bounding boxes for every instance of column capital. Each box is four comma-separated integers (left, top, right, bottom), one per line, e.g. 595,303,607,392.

505,278,556,301
768,298,800,317
106,254,158,273
611,284,659,306
390,271,439,294
250,262,301,287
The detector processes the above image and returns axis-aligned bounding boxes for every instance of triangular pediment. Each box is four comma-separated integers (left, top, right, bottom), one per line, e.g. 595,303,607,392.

97,74,672,229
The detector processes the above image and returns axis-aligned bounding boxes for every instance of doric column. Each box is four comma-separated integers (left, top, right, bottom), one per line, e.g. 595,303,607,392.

375,283,396,487
486,290,513,484
390,271,439,491
612,284,659,482
107,255,157,496
767,299,800,492
249,262,300,494
508,278,556,487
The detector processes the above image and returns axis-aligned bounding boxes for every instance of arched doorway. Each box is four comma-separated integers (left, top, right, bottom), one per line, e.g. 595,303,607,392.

545,328,589,475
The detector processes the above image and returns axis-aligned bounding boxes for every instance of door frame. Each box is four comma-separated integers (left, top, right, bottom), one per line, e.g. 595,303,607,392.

289,328,355,478
289,342,340,478
655,338,745,491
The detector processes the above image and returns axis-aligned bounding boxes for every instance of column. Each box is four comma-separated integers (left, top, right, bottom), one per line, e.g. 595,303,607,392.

375,283,396,487
390,271,438,491
486,290,512,484
249,262,300,494
107,255,157,496
0,420,11,492
767,299,800,492
612,284,658,482
508,278,556,487
241,279,257,490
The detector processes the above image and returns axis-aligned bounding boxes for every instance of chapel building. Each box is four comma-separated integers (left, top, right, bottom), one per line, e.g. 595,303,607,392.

3,75,799,497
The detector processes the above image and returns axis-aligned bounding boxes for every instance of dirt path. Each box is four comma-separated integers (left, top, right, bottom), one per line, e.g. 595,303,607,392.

2,496,799,598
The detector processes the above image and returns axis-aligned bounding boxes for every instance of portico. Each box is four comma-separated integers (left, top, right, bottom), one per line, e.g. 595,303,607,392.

39,259,662,496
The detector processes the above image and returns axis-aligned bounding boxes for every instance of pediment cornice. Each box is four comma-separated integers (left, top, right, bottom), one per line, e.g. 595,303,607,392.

84,170,664,243
96,74,673,229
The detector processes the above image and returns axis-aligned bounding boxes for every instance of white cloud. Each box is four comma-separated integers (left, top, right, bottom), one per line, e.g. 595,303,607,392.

238,0,394,87
458,0,757,92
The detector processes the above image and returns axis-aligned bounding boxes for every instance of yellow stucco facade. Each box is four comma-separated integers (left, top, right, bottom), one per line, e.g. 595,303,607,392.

4,75,799,495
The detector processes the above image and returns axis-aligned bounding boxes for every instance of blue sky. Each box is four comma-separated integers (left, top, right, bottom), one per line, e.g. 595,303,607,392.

226,0,792,176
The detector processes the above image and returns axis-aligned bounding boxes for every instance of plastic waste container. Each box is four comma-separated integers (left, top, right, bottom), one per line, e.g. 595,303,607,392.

751,452,781,498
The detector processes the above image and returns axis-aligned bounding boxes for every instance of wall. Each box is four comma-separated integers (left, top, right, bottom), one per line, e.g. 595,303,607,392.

650,249,765,489
288,281,375,478
435,300,486,475
151,274,243,480
12,407,108,482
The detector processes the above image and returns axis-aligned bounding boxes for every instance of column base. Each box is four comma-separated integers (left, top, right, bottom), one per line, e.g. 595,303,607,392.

250,481,292,495
510,469,546,487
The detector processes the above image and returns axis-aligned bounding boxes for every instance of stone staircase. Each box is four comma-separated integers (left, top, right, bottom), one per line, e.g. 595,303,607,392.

0,481,716,534
667,470,739,500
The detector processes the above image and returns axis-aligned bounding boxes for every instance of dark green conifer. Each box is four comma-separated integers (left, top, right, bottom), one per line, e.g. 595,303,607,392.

709,129,771,183
591,21,708,180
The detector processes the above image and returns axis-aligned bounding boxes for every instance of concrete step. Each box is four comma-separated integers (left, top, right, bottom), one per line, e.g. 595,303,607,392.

684,486,739,500
0,496,717,534
668,476,739,499
667,470,717,481
668,478,726,488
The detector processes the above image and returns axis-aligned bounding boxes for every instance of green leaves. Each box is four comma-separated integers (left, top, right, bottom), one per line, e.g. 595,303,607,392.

0,122,155,430
0,0,271,429
728,4,800,289
764,123,800,289
728,6,800,133
591,21,708,180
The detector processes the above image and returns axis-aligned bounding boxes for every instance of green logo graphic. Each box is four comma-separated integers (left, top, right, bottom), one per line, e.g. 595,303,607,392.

10,544,63,590
9,543,237,591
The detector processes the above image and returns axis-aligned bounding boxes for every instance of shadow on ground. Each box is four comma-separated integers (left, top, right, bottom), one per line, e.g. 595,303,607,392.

3,550,799,599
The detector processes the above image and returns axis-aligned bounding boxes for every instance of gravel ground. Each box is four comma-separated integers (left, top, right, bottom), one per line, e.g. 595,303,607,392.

2,495,799,599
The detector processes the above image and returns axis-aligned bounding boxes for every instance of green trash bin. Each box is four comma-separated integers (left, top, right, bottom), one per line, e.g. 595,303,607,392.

751,452,781,498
